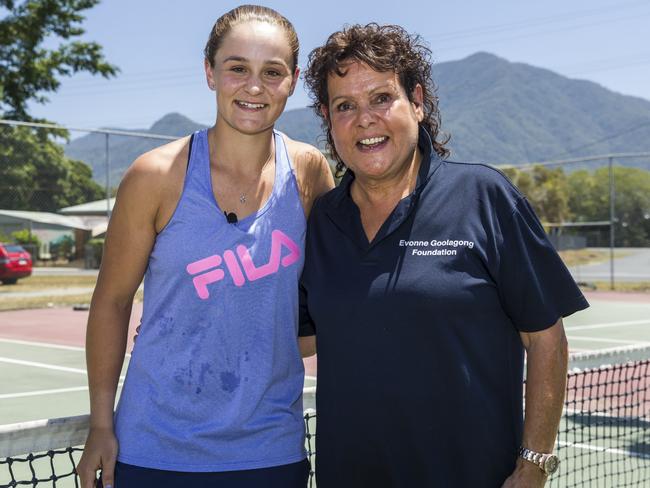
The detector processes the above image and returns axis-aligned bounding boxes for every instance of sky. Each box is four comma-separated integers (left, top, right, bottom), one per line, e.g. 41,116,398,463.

24,0,650,133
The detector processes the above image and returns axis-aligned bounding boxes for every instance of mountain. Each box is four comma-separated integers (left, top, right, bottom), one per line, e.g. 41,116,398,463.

65,53,650,184
65,113,206,185
276,108,325,149
435,52,650,165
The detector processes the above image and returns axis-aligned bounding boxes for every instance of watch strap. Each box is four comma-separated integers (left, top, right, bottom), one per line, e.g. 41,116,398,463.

518,446,559,475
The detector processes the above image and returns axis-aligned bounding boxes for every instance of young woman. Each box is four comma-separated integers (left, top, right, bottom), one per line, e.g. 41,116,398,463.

78,6,332,488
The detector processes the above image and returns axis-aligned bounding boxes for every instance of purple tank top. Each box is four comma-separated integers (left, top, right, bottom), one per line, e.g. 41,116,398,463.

114,129,307,471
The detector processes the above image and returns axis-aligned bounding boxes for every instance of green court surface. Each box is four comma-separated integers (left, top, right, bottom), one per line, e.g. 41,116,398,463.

4,297,649,424
1,296,649,487
0,340,314,424
563,298,650,351
0,449,82,488
0,340,127,424
555,420,650,488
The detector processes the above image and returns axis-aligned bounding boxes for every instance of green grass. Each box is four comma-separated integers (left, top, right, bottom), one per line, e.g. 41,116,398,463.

558,249,630,267
0,290,144,311
0,293,95,311
587,281,650,293
0,275,97,292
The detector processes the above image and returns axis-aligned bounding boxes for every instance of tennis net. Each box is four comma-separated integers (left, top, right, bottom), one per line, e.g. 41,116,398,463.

1,346,648,487
549,345,650,487
0,412,317,488
0,416,86,487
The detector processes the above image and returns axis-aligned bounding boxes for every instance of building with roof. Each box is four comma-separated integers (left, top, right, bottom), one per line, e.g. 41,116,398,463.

59,198,113,238
0,197,114,262
59,198,114,216
0,210,93,260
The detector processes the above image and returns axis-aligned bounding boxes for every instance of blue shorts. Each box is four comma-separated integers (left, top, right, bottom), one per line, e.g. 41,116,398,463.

98,459,310,488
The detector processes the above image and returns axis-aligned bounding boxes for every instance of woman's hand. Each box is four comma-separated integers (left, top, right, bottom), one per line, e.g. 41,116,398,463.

77,427,118,488
501,459,547,488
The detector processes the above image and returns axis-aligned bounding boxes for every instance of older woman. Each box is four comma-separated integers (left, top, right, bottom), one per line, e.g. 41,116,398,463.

300,24,588,488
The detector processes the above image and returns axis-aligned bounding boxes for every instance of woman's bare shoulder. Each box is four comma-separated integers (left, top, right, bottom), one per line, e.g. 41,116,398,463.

282,134,335,215
116,136,192,217
127,136,191,180
283,135,327,170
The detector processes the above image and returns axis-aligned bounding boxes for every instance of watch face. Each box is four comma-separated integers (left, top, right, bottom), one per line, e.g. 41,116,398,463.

544,455,560,475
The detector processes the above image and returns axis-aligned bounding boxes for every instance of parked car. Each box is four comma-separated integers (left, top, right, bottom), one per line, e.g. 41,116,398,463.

0,243,32,284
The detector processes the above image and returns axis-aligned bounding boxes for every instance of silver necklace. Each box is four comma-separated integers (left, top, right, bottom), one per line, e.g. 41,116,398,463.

238,146,274,205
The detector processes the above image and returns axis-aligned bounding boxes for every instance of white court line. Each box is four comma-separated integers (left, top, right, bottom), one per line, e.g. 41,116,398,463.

0,356,126,382
566,335,650,345
0,386,89,400
565,319,650,332
0,382,128,400
0,338,84,352
558,440,650,459
0,357,87,374
0,338,131,358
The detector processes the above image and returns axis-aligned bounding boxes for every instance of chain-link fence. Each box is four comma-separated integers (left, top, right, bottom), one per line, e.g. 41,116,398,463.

498,153,650,288
1,118,649,284
0,119,175,262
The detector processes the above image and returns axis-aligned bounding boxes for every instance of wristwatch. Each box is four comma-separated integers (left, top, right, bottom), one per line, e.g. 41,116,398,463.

518,447,560,476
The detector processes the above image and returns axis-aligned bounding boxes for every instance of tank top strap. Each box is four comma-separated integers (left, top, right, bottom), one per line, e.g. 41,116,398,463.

186,129,212,196
272,130,295,187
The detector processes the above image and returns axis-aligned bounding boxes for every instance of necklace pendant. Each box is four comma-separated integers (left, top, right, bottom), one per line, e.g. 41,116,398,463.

239,194,246,204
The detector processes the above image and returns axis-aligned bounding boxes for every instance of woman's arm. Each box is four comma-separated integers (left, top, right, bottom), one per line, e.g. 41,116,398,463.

289,140,334,358
502,318,568,488
77,152,166,488
287,138,335,218
299,336,317,358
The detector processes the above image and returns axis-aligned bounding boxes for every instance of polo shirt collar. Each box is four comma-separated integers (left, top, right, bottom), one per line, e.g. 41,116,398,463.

325,125,443,250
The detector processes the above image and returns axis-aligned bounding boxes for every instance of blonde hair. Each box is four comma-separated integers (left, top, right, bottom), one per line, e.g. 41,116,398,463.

204,5,299,69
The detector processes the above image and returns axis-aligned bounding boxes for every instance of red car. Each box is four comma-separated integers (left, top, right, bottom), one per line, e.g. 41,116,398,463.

0,243,32,284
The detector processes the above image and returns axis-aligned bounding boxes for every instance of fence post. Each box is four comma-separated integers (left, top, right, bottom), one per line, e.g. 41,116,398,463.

608,157,615,290
105,133,111,219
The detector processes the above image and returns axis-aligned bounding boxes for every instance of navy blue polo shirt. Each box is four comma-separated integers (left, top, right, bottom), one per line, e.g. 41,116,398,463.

299,127,589,488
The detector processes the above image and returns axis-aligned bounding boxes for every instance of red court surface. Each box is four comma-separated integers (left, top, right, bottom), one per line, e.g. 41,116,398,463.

583,290,650,303
565,359,650,416
0,304,141,350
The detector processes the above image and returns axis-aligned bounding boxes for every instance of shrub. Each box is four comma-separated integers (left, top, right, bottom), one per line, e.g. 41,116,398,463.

11,229,41,246
85,238,105,268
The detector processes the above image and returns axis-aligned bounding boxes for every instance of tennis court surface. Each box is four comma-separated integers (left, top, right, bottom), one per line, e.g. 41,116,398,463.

1,292,649,487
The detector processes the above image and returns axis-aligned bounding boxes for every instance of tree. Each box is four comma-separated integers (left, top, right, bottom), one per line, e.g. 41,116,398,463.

502,165,571,225
566,169,600,222
0,0,117,211
11,228,40,246
1,0,117,120
566,166,650,246
0,124,104,210
506,164,650,246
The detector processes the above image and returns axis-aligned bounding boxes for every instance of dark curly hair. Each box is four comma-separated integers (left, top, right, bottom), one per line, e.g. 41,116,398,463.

304,23,449,175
